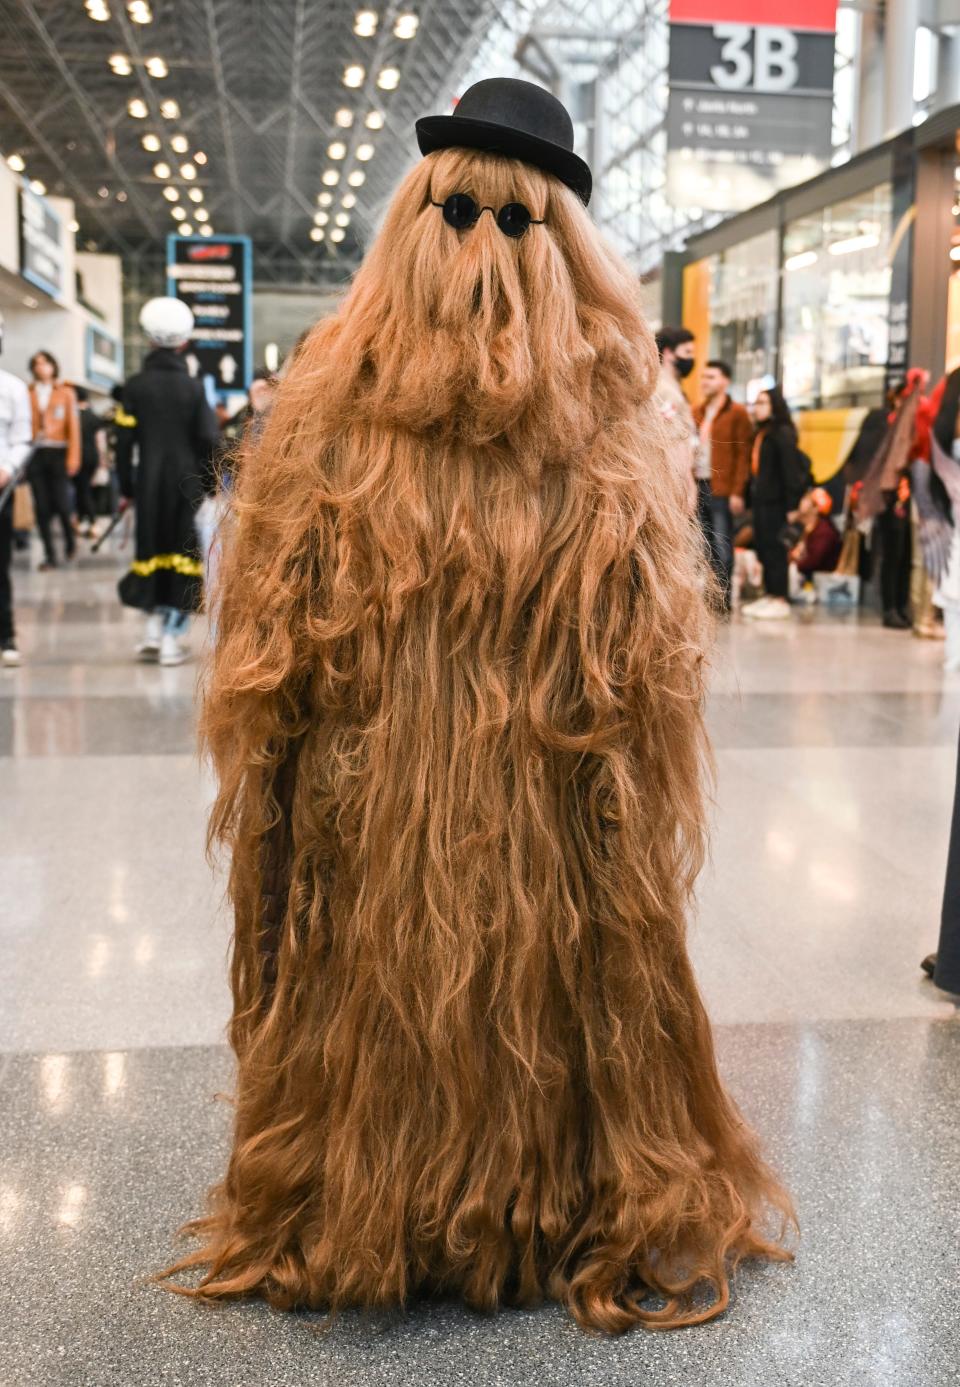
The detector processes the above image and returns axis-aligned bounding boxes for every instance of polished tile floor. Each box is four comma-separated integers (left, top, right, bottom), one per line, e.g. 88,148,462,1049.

2,552,960,1386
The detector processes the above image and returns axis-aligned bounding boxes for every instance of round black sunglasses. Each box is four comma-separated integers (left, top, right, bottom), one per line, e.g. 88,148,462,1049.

431,193,544,239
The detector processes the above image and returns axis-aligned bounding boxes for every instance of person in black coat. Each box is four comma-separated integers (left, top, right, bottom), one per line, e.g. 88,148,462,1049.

115,297,219,667
742,386,806,621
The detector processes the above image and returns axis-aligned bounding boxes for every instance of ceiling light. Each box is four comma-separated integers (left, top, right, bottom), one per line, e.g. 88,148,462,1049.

160,99,180,120
318,191,333,206
199,224,213,236
784,250,817,272
171,205,186,219
86,0,111,19
109,54,133,76
142,133,161,152
146,56,168,78
314,211,329,225
153,161,171,179
347,170,365,187
180,162,196,180
30,179,46,195
128,98,149,119
377,66,400,91
128,0,153,20
827,233,879,256
356,142,374,161
170,134,189,153
343,64,365,88
354,9,378,36
6,153,25,172
330,227,346,243
335,108,354,128
180,223,193,235
322,169,340,186
117,190,128,202
68,218,80,233
328,141,347,160
163,186,179,201
341,193,356,209
194,207,209,222
310,226,325,242
335,212,350,227
188,188,203,203
98,185,110,198
194,151,207,165
394,12,418,39
365,110,384,130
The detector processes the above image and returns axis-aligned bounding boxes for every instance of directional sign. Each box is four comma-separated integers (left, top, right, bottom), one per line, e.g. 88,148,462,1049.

666,0,838,213
166,235,252,398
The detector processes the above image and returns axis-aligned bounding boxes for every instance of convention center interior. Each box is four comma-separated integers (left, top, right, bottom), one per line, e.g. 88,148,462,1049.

2,1,960,1383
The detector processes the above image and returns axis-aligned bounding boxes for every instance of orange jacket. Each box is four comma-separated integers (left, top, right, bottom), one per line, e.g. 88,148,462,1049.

29,381,80,476
692,394,753,499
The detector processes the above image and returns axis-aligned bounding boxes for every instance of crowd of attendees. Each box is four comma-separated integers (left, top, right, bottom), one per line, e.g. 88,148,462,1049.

655,327,960,667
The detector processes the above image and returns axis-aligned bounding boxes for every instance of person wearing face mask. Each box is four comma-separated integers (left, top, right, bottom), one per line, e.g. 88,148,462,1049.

654,326,698,514
0,312,33,667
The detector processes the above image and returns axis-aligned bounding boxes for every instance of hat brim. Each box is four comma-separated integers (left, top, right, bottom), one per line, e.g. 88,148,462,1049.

416,115,592,206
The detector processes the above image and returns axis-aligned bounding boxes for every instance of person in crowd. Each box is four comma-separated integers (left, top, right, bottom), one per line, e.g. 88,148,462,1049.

115,297,219,667
922,729,960,992
742,386,805,621
27,350,79,571
654,326,697,513
692,359,752,612
790,487,842,579
72,385,108,540
168,80,793,1331
0,312,33,667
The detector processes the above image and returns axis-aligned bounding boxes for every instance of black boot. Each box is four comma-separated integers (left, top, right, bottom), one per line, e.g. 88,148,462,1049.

921,953,937,978
883,609,910,629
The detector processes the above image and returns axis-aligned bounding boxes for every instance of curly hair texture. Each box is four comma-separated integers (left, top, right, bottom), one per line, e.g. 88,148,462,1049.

167,147,794,1330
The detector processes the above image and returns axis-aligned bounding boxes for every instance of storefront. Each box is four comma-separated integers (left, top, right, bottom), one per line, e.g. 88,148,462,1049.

673,103,960,479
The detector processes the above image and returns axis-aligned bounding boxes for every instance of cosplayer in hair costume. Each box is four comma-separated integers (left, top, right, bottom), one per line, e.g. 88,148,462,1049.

170,80,793,1331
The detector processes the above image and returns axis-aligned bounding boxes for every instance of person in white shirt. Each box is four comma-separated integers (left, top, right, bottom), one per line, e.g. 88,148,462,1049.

0,313,33,666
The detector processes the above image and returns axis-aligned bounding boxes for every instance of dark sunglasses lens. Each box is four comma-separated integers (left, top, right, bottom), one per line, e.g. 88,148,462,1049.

443,194,479,230
497,203,533,238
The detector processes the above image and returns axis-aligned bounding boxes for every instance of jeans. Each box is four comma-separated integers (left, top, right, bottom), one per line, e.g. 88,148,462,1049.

877,498,911,615
696,480,734,609
29,446,75,564
154,605,190,637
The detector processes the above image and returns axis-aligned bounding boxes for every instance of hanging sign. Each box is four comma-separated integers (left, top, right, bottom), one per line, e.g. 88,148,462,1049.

19,184,65,300
666,0,838,213
166,234,253,397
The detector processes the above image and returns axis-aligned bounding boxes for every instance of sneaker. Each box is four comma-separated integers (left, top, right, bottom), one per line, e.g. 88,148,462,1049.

135,613,164,661
159,632,189,667
1,641,20,668
741,597,771,620
751,597,791,621
37,560,58,573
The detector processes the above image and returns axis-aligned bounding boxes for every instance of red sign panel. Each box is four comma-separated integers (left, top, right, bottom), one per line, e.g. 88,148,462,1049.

670,0,837,31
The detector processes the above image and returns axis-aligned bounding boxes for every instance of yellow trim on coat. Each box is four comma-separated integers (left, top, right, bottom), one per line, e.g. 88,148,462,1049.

129,553,203,578
113,408,138,428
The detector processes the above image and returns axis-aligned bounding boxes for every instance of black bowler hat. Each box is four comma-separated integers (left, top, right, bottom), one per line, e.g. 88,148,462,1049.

416,77,592,206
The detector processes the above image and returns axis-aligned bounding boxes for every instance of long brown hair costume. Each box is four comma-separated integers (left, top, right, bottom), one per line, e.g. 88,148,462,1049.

169,144,794,1330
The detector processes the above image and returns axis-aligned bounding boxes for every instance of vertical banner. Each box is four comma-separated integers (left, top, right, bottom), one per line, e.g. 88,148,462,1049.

19,184,65,300
166,234,253,398
666,0,838,213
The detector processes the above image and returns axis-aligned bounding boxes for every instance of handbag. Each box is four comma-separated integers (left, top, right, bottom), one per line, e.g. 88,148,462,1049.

12,483,35,532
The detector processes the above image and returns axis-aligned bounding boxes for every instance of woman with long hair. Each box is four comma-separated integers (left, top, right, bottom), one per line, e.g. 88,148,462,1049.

743,386,802,621
169,79,793,1332
27,349,80,571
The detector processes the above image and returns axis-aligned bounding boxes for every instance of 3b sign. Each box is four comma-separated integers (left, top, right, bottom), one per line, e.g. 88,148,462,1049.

709,25,799,93
666,0,838,212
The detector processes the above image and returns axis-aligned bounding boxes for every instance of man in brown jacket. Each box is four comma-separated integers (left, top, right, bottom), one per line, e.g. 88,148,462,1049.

693,359,753,611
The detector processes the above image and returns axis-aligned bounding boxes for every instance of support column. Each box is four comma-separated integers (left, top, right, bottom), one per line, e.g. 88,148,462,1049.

936,29,960,109
854,6,885,152
883,0,920,134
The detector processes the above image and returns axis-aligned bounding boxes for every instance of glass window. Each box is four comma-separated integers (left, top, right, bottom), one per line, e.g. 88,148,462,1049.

782,183,893,409
705,229,779,399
